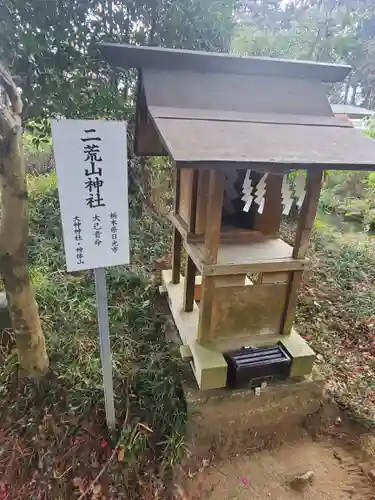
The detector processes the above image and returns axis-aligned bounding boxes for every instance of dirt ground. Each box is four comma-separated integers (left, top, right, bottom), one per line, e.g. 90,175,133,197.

177,405,375,500
182,437,375,499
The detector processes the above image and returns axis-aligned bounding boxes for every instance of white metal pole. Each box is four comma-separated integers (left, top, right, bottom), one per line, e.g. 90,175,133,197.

94,267,116,430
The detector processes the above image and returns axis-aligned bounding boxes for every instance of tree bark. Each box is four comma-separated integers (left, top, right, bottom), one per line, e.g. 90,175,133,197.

0,63,49,377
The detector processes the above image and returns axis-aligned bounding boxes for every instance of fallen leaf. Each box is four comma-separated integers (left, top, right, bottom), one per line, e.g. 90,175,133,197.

73,477,86,494
289,470,315,491
117,444,125,462
0,482,6,500
91,483,102,499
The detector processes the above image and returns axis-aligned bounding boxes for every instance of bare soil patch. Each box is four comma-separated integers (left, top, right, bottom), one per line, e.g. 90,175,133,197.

182,437,375,500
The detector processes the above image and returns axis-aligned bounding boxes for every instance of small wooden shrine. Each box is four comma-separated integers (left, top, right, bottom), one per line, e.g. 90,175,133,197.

101,43,375,390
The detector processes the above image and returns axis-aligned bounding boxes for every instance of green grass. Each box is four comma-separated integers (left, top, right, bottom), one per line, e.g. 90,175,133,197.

303,222,375,323
0,171,187,499
23,131,53,174
319,170,375,228
4,162,375,497
295,220,375,424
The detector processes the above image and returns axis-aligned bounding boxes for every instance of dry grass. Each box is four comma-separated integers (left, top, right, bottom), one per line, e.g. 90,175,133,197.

1,162,375,498
0,170,186,499
283,218,375,425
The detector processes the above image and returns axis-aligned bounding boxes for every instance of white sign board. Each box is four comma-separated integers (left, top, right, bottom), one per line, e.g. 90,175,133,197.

51,119,130,272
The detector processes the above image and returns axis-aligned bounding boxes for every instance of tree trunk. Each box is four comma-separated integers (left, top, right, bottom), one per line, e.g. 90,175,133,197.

0,64,49,377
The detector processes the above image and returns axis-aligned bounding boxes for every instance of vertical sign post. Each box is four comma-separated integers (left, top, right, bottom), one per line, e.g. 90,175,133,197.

51,120,129,430
94,267,115,428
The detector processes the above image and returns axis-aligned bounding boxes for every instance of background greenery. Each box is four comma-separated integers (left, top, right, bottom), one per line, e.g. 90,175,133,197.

4,0,375,122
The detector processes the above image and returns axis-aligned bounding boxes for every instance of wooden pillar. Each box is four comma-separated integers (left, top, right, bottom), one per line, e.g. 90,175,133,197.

172,167,182,284
203,170,224,264
183,256,196,312
282,168,323,334
183,169,199,312
281,272,303,334
293,169,323,259
198,170,224,343
256,174,283,236
172,230,182,285
195,170,210,235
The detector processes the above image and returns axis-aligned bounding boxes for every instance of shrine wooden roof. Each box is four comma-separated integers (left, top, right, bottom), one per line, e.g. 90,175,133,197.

100,43,350,82
100,43,375,171
150,111,375,170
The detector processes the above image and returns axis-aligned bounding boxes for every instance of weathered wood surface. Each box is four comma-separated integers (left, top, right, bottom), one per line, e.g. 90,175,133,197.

198,237,293,265
185,238,307,276
282,168,322,331
202,259,306,276
282,271,304,334
178,169,208,233
178,168,193,226
172,228,182,285
197,276,216,343
135,79,166,156
203,170,224,265
255,174,283,235
101,42,350,82
170,212,280,244
183,255,196,312
188,169,199,233
152,117,375,169
149,106,352,127
260,271,289,284
208,282,288,342
144,72,333,117
293,169,323,259
195,169,210,234
172,167,182,284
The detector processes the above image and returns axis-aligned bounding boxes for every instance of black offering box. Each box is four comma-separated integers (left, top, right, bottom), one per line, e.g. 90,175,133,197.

225,345,291,389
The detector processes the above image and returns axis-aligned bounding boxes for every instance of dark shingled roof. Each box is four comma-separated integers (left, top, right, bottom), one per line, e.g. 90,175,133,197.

100,43,375,171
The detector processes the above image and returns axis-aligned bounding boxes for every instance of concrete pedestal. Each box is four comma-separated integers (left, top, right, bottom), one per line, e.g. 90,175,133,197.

183,367,324,460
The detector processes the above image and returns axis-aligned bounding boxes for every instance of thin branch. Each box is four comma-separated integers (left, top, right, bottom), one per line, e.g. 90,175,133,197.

76,440,119,500
77,383,131,500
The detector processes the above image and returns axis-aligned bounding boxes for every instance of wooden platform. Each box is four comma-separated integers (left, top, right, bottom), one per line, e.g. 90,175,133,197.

169,213,279,244
184,236,307,276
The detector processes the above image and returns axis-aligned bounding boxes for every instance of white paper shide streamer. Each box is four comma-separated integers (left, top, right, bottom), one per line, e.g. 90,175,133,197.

295,171,307,210
241,169,254,212
254,173,268,214
281,173,293,216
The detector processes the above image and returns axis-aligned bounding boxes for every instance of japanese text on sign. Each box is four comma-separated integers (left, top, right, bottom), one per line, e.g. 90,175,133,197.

51,120,130,272
83,129,106,209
